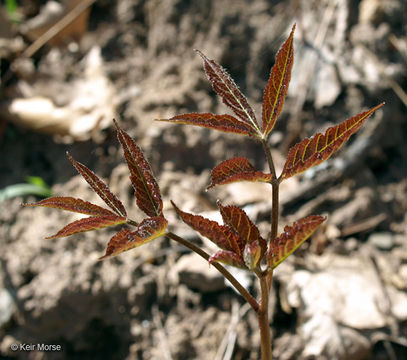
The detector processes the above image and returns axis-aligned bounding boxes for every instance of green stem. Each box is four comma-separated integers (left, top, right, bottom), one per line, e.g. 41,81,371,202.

166,231,259,312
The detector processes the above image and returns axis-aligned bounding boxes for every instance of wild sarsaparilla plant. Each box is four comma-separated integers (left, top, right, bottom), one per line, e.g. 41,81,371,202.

25,24,384,359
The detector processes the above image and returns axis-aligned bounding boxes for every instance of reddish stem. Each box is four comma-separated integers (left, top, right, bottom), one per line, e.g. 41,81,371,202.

166,231,259,312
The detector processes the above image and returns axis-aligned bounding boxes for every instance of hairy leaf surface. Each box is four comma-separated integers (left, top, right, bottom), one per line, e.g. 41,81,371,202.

171,201,243,255
268,215,326,268
114,120,163,217
209,250,246,269
46,215,127,239
281,103,384,180
208,157,273,189
99,216,168,260
158,113,258,137
262,24,295,137
67,153,127,217
196,50,261,135
218,202,266,249
23,196,116,216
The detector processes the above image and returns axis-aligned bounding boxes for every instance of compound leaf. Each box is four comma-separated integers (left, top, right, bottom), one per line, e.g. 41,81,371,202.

268,215,326,269
67,153,127,218
209,249,246,269
23,196,116,216
196,50,261,135
99,216,168,260
158,113,258,137
208,157,273,189
281,103,385,180
114,120,163,217
171,201,243,256
262,24,295,137
46,215,127,239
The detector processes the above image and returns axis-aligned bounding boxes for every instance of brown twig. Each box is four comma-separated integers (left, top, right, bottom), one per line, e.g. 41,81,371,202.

22,0,96,58
166,231,259,312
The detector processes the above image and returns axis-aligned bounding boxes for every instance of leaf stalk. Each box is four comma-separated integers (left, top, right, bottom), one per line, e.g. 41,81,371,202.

166,231,259,312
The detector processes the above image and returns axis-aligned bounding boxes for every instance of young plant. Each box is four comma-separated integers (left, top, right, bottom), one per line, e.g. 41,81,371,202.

24,24,384,359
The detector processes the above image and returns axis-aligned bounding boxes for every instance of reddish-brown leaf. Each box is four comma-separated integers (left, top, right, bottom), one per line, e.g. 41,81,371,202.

114,120,163,217
217,201,266,251
99,216,168,260
67,153,127,217
23,196,116,216
262,24,295,137
171,201,243,256
196,50,261,136
208,157,273,189
281,103,385,180
268,215,326,269
46,215,127,239
209,249,247,269
158,113,258,137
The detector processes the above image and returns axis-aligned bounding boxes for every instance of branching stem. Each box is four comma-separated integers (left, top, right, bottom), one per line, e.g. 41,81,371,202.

166,231,259,312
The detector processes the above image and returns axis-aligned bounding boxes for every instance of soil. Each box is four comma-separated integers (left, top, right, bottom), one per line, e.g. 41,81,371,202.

1,1,407,359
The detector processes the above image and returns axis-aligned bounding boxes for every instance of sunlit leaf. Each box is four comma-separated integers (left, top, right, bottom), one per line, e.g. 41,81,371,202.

268,215,326,269
209,249,246,269
196,50,261,136
99,216,168,260
217,201,266,248
262,24,295,137
67,153,127,217
46,215,127,239
171,201,243,256
114,120,163,217
157,113,258,137
208,157,273,189
280,103,385,180
23,196,116,216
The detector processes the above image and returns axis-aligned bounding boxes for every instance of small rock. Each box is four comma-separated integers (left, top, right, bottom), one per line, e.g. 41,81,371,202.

359,0,383,24
170,253,226,293
0,288,15,327
368,232,395,251
314,64,341,109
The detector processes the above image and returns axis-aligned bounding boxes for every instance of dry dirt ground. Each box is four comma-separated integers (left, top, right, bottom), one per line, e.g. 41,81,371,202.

1,1,407,359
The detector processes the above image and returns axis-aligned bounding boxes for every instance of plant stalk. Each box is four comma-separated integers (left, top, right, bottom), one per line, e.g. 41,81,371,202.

258,272,272,360
166,231,259,312
261,139,280,285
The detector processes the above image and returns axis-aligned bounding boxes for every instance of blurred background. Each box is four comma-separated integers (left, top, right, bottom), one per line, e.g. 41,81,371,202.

0,0,406,359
